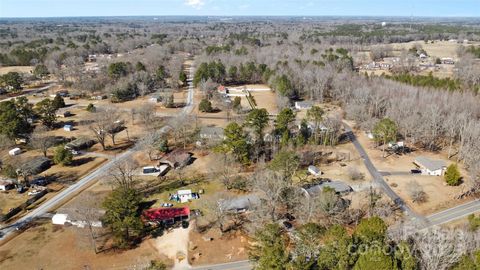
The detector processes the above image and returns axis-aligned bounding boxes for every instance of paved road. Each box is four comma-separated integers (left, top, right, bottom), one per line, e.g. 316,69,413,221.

425,199,480,227
192,260,252,270
0,149,134,241
1,82,56,102
0,61,196,242
343,124,427,225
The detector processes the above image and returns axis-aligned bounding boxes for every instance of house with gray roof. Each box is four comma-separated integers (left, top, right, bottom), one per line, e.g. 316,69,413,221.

306,180,353,195
219,194,260,213
199,126,225,141
414,156,447,176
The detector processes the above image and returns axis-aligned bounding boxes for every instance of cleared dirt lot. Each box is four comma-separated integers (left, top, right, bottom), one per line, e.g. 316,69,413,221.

0,222,166,270
0,66,33,75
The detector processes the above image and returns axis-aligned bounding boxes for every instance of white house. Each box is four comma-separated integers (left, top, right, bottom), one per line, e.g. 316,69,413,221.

177,189,193,203
295,101,313,110
308,165,322,176
9,147,21,156
414,156,447,176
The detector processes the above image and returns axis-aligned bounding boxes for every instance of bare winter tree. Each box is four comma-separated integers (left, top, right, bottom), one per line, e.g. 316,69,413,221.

109,159,138,190
406,180,427,203
89,106,124,149
68,191,104,253
137,103,157,128
29,125,55,157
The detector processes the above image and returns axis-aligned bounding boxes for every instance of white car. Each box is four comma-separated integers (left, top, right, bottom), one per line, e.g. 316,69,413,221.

28,190,41,196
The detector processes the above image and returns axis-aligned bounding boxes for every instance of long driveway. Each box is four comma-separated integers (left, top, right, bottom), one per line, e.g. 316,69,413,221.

343,124,428,225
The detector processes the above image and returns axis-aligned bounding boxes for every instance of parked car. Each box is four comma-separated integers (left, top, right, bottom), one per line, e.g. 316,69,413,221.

411,169,422,174
161,203,174,207
70,150,80,155
31,177,48,186
17,185,26,194
28,190,41,196
283,221,293,230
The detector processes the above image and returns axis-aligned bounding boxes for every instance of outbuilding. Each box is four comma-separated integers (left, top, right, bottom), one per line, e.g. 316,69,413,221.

308,165,322,176
63,124,73,132
294,101,313,110
306,181,353,195
0,179,15,191
52,213,69,225
9,147,22,156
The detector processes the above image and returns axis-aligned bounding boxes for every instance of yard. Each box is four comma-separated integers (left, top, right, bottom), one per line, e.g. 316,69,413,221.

0,222,168,270
354,128,473,215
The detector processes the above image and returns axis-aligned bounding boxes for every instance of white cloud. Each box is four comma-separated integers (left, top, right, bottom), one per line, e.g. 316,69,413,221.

185,0,205,9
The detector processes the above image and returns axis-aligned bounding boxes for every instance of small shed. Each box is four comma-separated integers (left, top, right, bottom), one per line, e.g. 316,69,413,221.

52,213,69,225
177,189,193,203
294,101,313,110
9,147,21,156
64,125,73,132
0,179,15,191
308,165,322,176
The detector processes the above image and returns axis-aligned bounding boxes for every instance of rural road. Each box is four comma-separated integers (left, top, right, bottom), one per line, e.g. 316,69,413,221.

192,260,252,270
343,124,428,225
344,123,480,228
0,149,133,241
425,199,480,227
0,60,196,242
1,82,56,102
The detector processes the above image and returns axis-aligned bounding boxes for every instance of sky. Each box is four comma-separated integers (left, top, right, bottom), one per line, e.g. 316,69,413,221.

0,0,479,18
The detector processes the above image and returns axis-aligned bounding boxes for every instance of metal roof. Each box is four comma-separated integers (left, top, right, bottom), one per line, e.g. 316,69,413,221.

306,181,353,194
414,156,446,171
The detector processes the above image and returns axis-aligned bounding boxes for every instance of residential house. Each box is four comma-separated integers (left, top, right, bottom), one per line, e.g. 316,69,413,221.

199,126,225,141
219,194,260,213
143,207,190,225
306,180,353,195
414,156,447,176
160,149,193,169
16,157,52,176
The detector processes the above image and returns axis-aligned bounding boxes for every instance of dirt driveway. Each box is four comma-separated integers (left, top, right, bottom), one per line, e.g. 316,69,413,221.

154,224,192,269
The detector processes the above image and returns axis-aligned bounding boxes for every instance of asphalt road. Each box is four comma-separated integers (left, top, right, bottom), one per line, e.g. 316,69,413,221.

0,149,133,240
343,124,428,225
0,61,196,242
192,260,252,270
425,199,480,227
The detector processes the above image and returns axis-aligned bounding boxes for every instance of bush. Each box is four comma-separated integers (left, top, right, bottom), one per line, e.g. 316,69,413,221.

347,166,364,180
2,164,18,178
86,103,96,112
406,180,427,203
468,214,480,231
445,164,461,186
199,99,213,113
52,95,66,110
53,145,73,166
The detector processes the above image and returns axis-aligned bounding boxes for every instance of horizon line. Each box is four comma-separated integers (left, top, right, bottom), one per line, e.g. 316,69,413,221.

1,15,480,19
